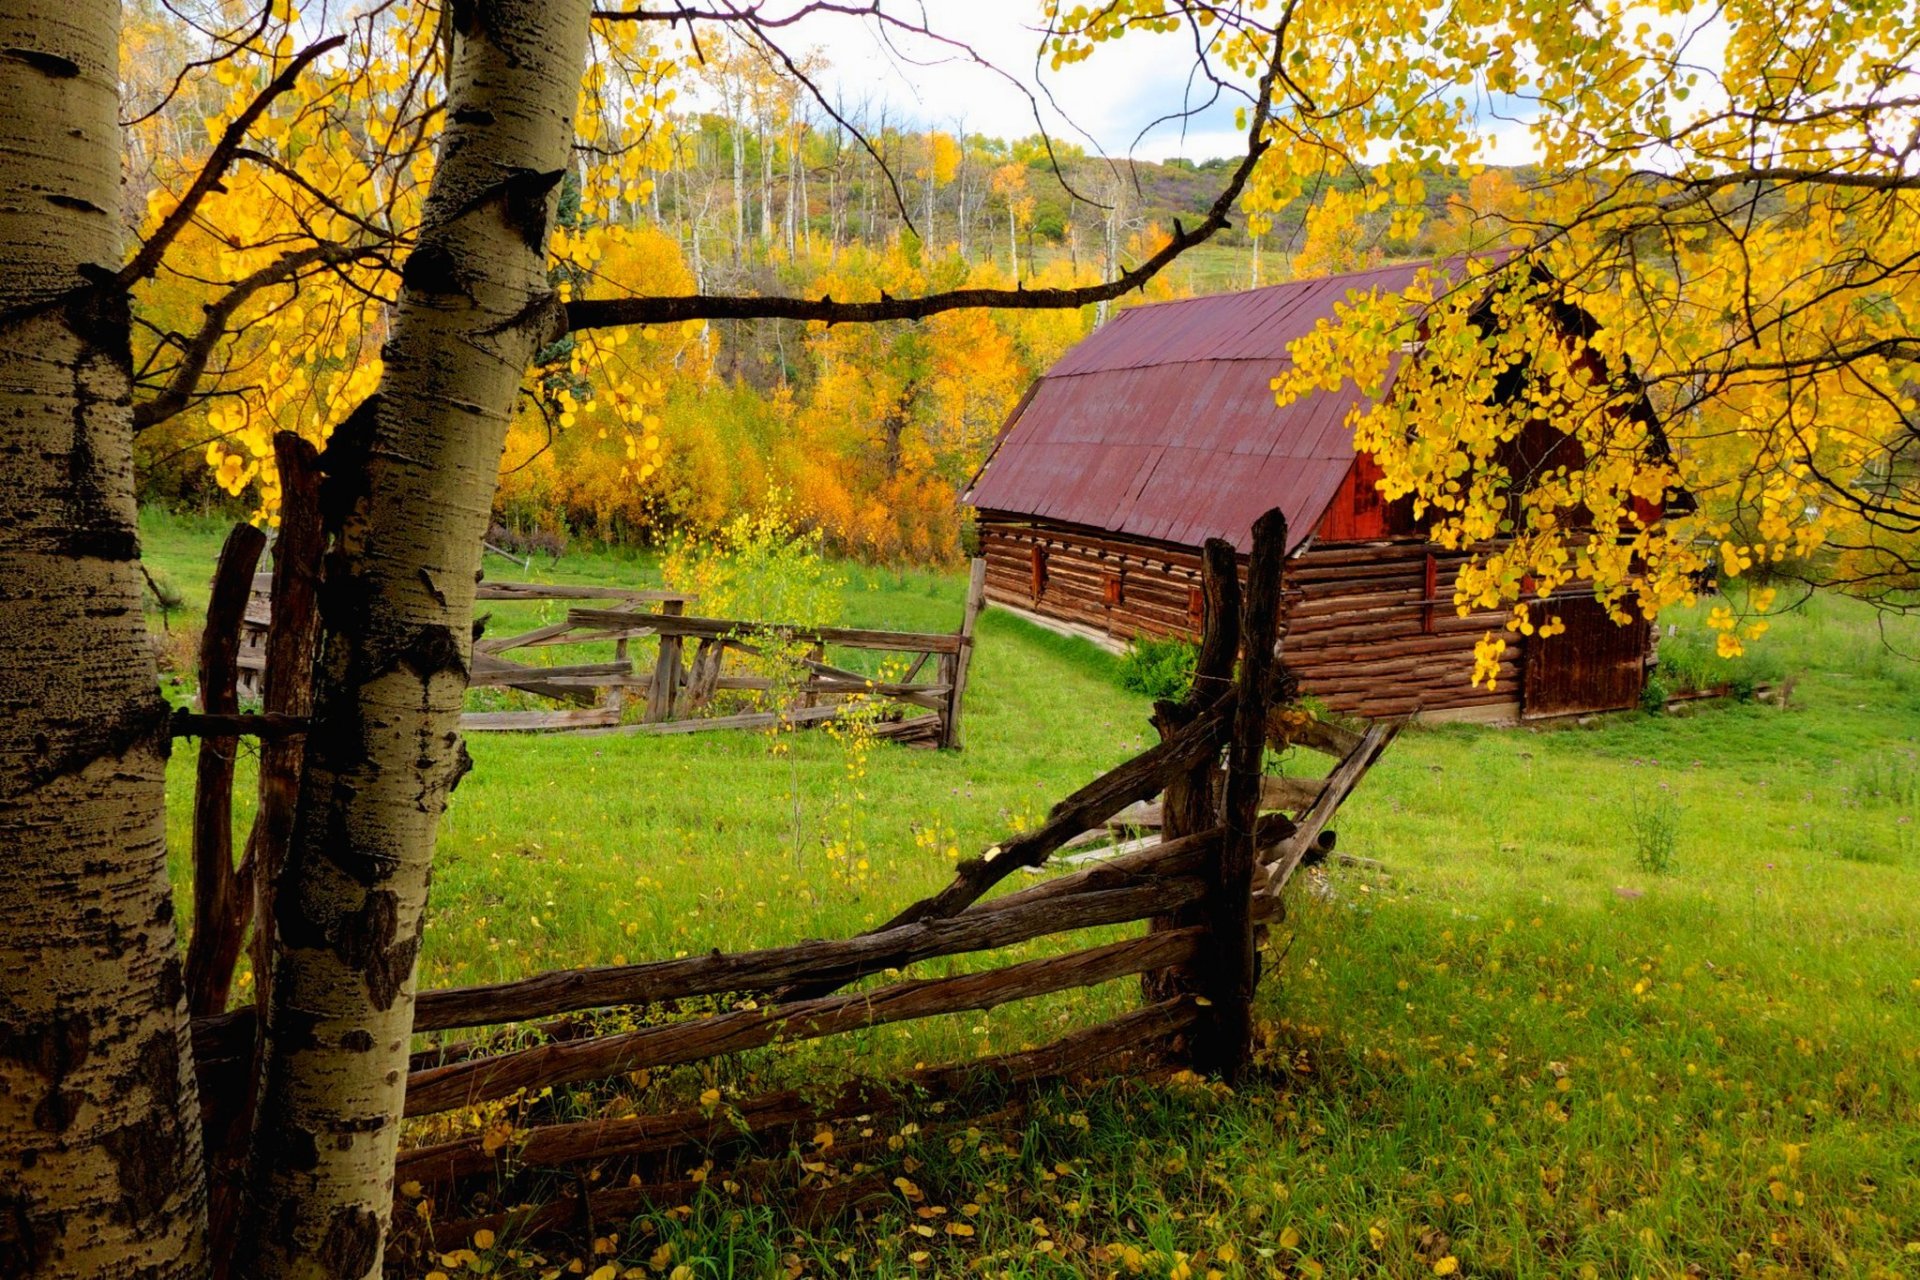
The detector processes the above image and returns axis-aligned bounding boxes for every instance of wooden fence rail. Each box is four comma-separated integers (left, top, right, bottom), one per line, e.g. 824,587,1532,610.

181,504,1398,1256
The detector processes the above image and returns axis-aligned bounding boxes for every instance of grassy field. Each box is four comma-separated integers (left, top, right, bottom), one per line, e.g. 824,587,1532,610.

141,510,1920,1279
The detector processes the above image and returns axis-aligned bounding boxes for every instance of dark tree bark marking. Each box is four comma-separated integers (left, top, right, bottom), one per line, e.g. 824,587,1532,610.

399,242,464,296
317,1206,380,1278
2,47,80,77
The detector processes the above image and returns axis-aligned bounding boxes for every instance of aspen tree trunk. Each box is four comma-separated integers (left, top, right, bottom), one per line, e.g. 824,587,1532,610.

730,109,746,259
0,4,209,1276
233,4,592,1277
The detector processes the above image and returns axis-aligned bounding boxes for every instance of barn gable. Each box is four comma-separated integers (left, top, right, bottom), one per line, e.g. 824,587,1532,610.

963,256,1487,550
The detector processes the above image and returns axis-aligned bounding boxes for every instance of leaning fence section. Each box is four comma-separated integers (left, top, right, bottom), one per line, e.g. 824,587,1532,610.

178,497,1397,1257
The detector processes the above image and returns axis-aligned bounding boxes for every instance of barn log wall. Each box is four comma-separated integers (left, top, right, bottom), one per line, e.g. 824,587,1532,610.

979,517,1522,720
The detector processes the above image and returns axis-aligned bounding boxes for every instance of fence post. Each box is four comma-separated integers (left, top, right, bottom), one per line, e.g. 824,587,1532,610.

1142,539,1239,1004
1192,509,1287,1081
645,597,686,722
609,635,630,715
182,522,267,1022
939,558,988,749
247,431,326,1016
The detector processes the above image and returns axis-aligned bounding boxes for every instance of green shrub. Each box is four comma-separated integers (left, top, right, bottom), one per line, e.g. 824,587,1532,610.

1639,671,1671,714
661,490,844,626
1118,635,1199,701
1628,791,1681,874
957,510,981,559
1847,753,1920,807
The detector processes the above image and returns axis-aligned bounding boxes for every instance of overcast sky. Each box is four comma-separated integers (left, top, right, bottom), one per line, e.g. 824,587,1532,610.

736,1,1253,162
722,1,1547,166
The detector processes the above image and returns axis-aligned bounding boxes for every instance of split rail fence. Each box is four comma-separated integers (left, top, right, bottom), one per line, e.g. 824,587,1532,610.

239,560,987,745
174,472,1394,1255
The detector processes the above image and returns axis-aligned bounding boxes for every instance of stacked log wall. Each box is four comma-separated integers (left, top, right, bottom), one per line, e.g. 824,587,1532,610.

978,517,1522,720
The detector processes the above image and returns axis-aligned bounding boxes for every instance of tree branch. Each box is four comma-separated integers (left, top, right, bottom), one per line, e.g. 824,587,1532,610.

133,241,373,433
116,35,347,291
565,41,1281,332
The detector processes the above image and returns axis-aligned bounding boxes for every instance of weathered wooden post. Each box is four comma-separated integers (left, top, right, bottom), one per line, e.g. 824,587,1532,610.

796,638,825,712
1193,508,1287,1081
645,596,686,722
609,635,630,715
247,431,327,1013
939,558,988,749
183,521,268,1018
199,433,326,1254
1141,538,1240,1003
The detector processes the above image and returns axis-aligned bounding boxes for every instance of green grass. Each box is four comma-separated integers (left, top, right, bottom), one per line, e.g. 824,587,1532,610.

141,511,1920,1279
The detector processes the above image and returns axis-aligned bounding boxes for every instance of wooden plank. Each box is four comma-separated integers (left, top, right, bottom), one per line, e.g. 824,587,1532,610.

570,608,963,655
1268,710,1364,758
469,657,633,684
401,927,1204,1117
978,827,1225,917
609,634,631,715
942,557,988,749
245,432,325,1018
475,619,579,654
515,626,658,648
459,708,623,732
1257,720,1401,896
683,637,722,711
1144,536,1238,1006
644,598,685,722
868,713,943,742
408,879,1201,1033
393,999,1198,1194
204,436,318,1247
475,582,692,603
800,639,825,710
590,703,851,737
1260,775,1325,811
711,675,951,699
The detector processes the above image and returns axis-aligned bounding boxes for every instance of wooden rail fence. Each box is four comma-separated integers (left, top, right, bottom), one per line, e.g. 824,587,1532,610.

176,495,1396,1257
239,559,988,744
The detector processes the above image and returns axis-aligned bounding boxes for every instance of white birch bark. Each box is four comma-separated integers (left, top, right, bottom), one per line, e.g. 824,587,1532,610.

0,3,208,1276
233,4,592,1277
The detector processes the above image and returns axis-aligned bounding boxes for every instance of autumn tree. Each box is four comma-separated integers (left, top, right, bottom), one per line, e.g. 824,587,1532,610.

1064,0,1920,651
990,161,1034,278
1,5,1288,1277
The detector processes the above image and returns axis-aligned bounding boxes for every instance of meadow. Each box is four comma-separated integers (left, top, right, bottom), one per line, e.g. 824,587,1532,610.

141,509,1920,1279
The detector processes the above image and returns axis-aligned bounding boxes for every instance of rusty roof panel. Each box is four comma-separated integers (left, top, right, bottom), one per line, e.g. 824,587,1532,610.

965,256,1499,552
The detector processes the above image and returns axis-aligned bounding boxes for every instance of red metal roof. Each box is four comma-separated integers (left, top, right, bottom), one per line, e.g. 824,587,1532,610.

965,255,1490,553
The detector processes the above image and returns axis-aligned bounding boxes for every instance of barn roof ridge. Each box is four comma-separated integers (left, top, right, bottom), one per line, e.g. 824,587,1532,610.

964,250,1514,554
1048,250,1510,378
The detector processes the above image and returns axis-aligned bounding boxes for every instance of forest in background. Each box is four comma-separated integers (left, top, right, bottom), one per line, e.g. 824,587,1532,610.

127,13,1519,565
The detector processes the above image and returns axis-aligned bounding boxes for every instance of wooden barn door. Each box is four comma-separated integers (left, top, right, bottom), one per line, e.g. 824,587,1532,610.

1522,597,1649,718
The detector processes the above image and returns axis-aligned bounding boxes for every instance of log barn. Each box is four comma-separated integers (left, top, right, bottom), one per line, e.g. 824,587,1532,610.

962,256,1657,722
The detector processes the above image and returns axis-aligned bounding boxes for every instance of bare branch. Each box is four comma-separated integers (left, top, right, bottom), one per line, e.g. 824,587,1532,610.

566,39,1282,332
